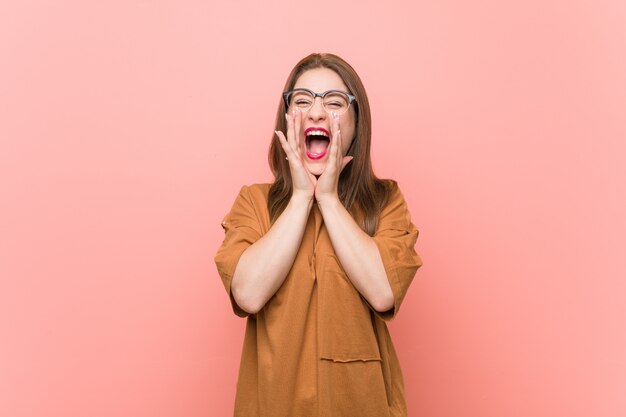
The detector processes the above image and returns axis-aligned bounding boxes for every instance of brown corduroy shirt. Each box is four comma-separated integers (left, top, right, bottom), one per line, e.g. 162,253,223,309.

215,183,422,417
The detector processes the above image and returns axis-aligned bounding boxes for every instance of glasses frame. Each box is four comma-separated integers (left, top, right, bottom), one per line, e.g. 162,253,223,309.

282,88,357,115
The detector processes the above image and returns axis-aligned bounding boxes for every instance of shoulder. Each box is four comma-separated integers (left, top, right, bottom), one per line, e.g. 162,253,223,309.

382,179,401,198
235,183,272,204
224,183,272,233
377,179,413,228
231,183,272,219
377,178,404,208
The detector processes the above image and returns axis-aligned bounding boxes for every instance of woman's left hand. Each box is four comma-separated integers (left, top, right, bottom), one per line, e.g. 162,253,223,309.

315,112,353,204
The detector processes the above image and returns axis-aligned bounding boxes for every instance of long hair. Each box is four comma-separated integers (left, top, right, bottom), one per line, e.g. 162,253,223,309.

268,53,394,236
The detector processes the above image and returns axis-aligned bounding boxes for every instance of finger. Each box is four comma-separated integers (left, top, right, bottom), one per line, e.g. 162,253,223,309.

325,131,339,170
293,107,302,152
285,111,296,149
275,130,296,160
274,130,288,153
335,129,342,163
330,111,341,138
330,112,342,162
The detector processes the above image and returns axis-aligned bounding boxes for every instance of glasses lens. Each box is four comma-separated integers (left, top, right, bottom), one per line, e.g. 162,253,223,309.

288,90,315,110
323,92,350,114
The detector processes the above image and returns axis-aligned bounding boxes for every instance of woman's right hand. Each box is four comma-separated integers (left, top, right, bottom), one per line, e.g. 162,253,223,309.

275,108,316,201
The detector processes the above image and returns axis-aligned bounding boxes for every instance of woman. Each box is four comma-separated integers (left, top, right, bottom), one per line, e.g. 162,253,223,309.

215,53,422,417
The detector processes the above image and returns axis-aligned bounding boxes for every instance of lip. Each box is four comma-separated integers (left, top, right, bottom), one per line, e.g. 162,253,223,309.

304,127,330,136
303,127,330,160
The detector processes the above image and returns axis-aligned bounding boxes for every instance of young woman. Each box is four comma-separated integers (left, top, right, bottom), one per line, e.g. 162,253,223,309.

215,53,422,417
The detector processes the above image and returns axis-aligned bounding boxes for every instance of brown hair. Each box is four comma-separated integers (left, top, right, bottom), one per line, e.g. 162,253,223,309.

268,53,394,236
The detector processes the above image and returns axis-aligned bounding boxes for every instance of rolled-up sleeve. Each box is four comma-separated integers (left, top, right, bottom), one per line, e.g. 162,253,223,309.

214,186,262,318
370,185,423,321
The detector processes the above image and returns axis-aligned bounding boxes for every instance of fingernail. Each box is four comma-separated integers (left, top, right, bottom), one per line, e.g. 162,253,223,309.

331,111,336,118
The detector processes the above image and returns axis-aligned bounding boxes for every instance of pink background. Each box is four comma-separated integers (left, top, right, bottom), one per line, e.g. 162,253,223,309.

1,1,625,416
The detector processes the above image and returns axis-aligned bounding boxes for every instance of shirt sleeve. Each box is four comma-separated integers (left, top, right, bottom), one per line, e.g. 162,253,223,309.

214,185,263,318
369,184,423,321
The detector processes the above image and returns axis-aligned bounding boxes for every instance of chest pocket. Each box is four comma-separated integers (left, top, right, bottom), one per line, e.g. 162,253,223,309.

317,254,382,362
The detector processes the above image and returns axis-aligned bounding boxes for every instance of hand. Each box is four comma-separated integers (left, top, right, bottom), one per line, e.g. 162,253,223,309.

274,108,317,201
315,112,353,204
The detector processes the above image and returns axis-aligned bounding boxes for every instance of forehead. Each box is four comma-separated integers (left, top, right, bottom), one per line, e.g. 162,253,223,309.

293,67,348,92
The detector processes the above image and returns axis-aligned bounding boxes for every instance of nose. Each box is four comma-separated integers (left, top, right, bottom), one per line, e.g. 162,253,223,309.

306,97,327,121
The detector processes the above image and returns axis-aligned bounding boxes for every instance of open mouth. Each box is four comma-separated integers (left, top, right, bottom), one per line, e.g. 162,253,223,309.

304,127,330,160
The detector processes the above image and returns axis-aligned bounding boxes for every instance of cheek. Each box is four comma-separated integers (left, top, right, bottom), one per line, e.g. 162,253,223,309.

339,116,356,140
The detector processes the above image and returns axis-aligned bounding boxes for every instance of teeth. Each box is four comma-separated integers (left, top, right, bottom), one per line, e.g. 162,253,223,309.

307,130,329,138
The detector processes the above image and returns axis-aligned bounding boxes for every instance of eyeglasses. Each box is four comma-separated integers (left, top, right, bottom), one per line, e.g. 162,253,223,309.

283,88,356,115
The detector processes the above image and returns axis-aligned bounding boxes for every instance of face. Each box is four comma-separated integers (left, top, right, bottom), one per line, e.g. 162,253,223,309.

291,67,356,176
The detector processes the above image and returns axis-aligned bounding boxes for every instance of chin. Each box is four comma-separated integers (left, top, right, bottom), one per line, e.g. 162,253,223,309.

304,159,325,176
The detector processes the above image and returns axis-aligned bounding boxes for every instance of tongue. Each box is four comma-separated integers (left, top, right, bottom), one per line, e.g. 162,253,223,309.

309,138,329,155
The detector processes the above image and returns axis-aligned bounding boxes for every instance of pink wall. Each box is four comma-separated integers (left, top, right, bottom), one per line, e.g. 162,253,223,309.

1,1,625,416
